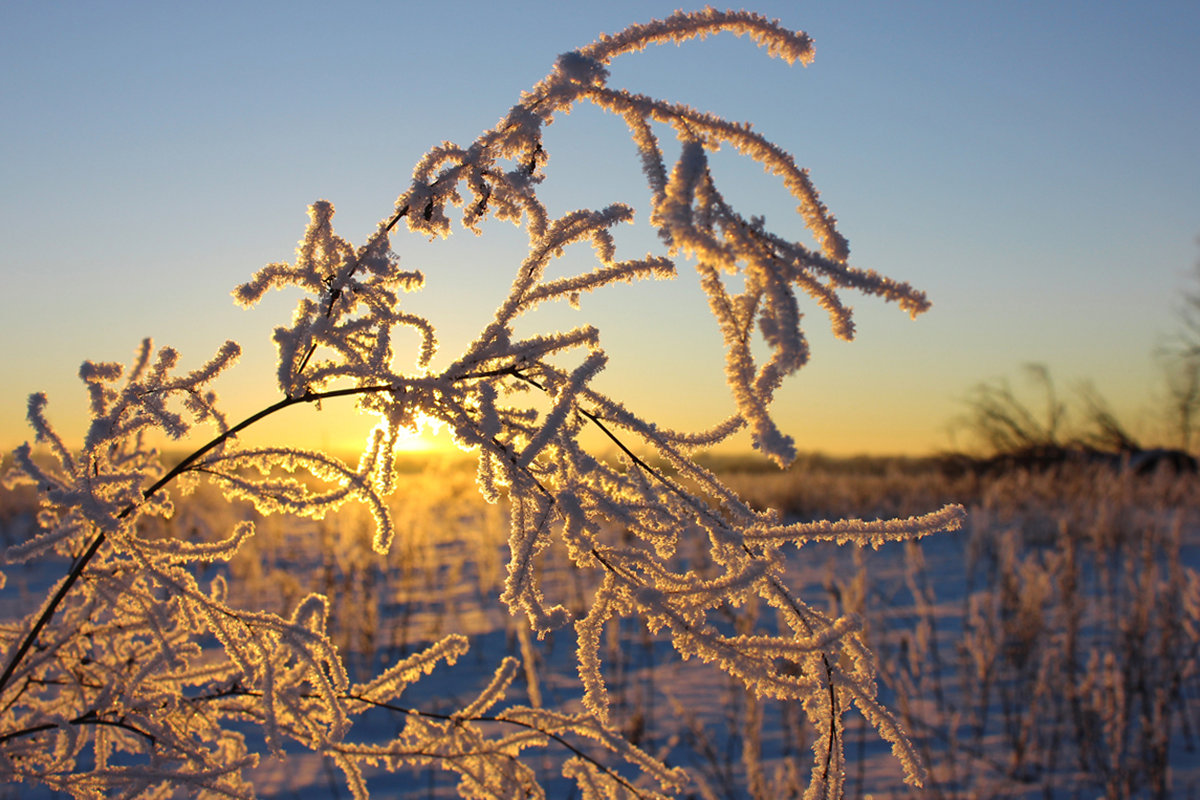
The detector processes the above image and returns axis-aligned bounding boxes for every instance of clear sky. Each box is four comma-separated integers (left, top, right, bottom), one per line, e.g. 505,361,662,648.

2,1,1199,459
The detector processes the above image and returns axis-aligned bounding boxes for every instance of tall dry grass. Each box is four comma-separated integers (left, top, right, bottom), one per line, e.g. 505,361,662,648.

2,455,1194,797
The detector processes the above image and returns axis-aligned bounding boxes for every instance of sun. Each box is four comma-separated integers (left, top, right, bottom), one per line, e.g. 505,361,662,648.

391,411,452,453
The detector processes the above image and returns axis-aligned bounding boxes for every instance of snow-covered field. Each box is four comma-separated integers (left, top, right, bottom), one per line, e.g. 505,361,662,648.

2,456,1198,798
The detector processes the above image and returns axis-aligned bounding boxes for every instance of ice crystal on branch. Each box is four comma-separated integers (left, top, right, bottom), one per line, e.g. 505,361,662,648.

234,200,432,399
1,9,962,798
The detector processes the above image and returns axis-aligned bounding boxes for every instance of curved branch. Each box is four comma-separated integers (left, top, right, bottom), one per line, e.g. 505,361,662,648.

0,709,156,747
192,684,652,799
0,382,403,697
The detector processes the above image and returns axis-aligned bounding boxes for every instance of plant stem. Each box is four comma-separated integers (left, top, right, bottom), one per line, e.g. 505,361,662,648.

0,709,156,746
0,383,400,696
194,685,651,798
0,531,107,699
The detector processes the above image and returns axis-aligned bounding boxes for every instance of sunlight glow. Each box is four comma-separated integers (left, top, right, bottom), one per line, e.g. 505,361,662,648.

393,411,449,452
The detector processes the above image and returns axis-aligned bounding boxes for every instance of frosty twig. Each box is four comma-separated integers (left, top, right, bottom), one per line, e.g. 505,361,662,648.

1,9,961,798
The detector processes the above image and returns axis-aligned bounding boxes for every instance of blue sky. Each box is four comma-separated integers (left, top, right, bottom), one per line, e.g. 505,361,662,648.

2,1,1199,457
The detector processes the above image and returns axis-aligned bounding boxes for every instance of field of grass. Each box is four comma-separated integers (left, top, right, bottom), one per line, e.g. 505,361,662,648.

2,454,1197,798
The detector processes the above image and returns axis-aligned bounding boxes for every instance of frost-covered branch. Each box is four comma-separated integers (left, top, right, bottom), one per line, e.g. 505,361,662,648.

1,9,961,798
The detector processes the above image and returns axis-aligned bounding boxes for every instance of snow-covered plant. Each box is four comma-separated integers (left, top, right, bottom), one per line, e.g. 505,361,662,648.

0,9,964,798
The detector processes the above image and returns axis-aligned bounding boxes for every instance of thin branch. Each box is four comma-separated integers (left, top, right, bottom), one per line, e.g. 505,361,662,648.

511,362,850,789
350,694,651,798
0,382,403,698
191,684,651,799
293,204,411,382
0,530,106,698
0,709,156,747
